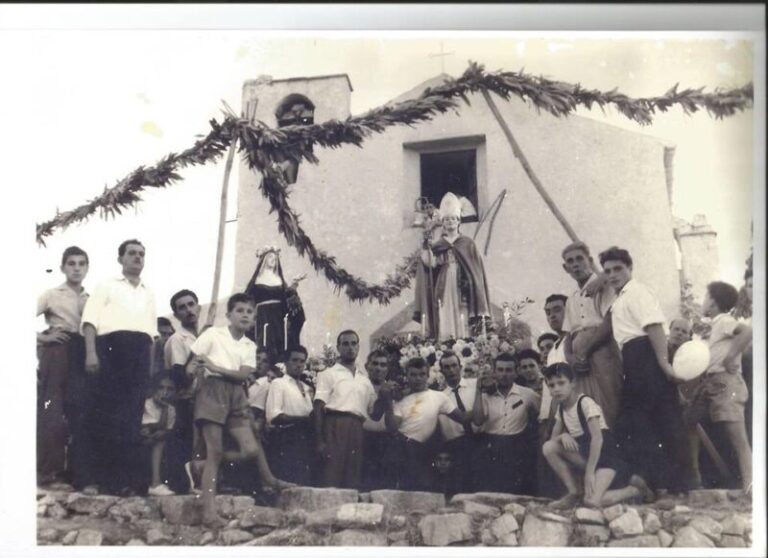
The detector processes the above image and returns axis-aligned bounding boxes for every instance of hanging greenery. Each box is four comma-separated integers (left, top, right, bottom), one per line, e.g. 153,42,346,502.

36,62,754,304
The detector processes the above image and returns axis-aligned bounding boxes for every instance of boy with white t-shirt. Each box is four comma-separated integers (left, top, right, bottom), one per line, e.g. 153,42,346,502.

543,363,653,509
379,357,466,491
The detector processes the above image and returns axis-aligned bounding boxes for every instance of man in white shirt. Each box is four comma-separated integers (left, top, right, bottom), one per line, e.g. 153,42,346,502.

379,357,466,491
439,351,477,495
561,241,623,428
80,239,157,496
472,352,541,495
314,330,376,489
265,346,315,485
163,289,202,493
600,246,695,494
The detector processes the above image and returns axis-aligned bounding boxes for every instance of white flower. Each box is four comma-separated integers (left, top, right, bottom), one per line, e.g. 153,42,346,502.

418,346,431,359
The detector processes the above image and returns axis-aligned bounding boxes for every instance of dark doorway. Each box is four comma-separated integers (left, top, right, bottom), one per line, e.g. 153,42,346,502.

420,149,478,222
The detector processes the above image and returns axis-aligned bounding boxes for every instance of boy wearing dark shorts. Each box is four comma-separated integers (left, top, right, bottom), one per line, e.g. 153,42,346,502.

188,293,293,526
543,363,652,509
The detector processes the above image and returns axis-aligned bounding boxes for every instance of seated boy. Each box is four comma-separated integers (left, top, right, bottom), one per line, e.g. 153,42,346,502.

686,281,752,495
141,372,178,496
187,293,294,527
542,363,652,509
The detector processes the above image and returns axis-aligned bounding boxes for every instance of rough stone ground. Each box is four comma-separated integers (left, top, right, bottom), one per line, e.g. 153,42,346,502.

37,486,752,547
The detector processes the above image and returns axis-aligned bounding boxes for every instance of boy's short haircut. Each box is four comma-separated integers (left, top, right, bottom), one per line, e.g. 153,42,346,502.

227,292,255,312
494,352,516,366
285,345,309,359
545,294,568,306
537,332,559,347
516,348,541,364
405,356,427,370
561,241,591,259
439,350,461,368
170,289,198,312
149,370,176,394
118,238,144,258
61,245,89,265
707,281,739,313
366,349,389,364
157,317,172,328
598,246,633,268
336,329,359,346
542,362,575,382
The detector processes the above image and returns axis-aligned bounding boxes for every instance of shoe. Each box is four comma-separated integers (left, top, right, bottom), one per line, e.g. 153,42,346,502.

81,485,99,496
148,484,176,497
184,461,201,495
629,475,655,504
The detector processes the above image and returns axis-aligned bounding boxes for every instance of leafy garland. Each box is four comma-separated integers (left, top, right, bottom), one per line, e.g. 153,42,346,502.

36,62,754,304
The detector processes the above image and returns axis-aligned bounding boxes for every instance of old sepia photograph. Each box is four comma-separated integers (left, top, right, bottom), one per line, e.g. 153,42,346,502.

1,3,764,556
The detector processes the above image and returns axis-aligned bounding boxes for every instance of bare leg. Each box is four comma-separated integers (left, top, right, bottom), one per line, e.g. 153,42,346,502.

150,440,165,487
543,440,583,508
600,485,640,507
200,423,225,526
687,424,703,487
228,425,295,489
583,468,615,508
720,421,752,492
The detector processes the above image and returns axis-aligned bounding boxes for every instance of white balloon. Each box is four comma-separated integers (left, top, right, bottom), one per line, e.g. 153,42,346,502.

672,340,711,381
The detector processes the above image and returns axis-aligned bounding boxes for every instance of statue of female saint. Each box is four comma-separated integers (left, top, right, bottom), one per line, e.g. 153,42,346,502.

414,192,491,340
244,247,306,359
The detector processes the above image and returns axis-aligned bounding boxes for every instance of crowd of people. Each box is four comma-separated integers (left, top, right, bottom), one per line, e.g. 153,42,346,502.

37,236,754,528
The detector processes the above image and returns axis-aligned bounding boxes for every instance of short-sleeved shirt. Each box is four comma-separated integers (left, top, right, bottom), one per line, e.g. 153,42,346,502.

314,363,376,420
265,375,314,425
481,384,540,435
38,283,89,333
142,398,176,430
80,276,156,337
190,326,256,379
555,396,607,437
248,376,270,410
539,337,567,421
563,273,615,333
164,327,197,369
706,313,743,375
609,279,666,349
363,384,387,432
440,378,477,441
393,389,457,443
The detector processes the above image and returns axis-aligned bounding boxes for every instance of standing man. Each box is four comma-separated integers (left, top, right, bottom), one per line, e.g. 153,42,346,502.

472,352,541,495
561,241,623,428
600,246,694,493
164,289,202,493
314,330,377,489
537,333,559,366
438,351,477,494
265,346,315,485
380,357,466,491
81,239,157,496
37,246,90,488
668,317,693,361
361,349,398,491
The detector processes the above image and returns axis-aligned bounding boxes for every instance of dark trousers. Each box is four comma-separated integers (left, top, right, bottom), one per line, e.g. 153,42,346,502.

37,335,86,481
90,331,152,494
614,336,695,492
267,418,315,486
322,411,364,489
394,434,434,492
443,435,475,495
361,430,398,491
473,431,537,495
164,398,194,493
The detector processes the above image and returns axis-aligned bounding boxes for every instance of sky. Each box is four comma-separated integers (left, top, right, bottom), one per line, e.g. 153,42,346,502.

0,31,757,323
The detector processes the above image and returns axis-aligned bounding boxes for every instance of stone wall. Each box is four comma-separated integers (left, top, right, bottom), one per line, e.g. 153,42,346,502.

38,487,751,548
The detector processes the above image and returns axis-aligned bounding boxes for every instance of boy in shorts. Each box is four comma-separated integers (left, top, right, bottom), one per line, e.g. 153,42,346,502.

188,293,293,526
686,281,752,494
141,372,178,496
543,363,652,509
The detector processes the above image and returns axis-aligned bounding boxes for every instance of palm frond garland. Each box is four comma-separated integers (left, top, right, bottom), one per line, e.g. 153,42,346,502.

36,62,754,303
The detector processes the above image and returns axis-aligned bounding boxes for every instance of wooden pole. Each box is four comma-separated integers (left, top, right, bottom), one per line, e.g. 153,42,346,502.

481,89,602,274
205,140,237,327
696,423,734,484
